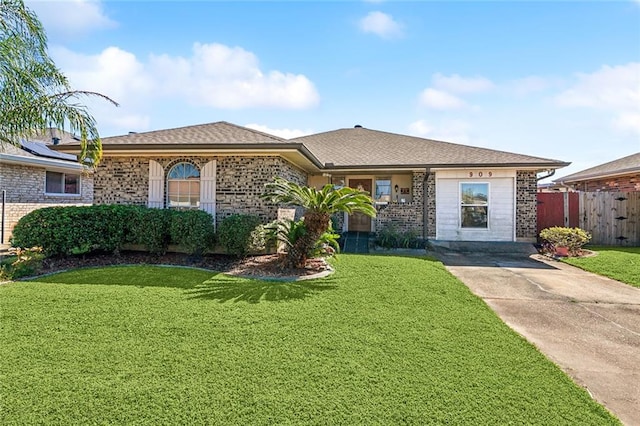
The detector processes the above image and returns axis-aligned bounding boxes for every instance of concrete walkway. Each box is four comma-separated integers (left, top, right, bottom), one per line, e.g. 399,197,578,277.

436,251,640,426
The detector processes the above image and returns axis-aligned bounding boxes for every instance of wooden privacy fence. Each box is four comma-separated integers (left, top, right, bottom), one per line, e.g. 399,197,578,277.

579,192,639,246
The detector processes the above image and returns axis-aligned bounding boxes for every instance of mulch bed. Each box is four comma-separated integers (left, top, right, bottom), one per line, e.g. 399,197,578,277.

34,251,330,280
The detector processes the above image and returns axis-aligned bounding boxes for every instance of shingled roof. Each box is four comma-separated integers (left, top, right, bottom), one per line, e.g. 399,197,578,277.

96,121,287,146
555,152,640,183
292,126,568,169
53,121,569,171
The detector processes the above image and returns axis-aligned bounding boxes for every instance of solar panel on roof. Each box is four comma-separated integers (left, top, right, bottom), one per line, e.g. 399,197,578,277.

20,140,77,161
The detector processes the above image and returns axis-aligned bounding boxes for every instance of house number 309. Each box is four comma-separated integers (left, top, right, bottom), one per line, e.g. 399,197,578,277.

469,171,493,177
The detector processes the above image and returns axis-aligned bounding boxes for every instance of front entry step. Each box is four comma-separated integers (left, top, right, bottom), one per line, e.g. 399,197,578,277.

340,232,371,254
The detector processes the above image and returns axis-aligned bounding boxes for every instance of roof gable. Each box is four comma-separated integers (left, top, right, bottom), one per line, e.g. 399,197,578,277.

98,121,286,146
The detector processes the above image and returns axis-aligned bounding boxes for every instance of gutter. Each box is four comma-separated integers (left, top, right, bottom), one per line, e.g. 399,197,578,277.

0,153,85,171
52,143,570,172
54,142,327,170
536,169,556,182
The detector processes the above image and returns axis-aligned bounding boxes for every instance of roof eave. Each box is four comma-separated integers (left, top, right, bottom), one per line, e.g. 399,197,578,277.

324,162,570,171
0,153,86,171
555,167,640,184
54,142,325,171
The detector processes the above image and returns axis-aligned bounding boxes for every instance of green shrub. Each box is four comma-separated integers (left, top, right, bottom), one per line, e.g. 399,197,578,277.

11,205,140,256
217,215,263,257
0,247,45,280
168,209,216,256
375,224,423,249
130,208,172,255
539,227,591,256
11,205,216,257
265,219,339,258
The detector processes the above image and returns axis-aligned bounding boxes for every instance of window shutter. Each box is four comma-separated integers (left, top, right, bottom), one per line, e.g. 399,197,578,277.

200,160,216,223
148,160,164,208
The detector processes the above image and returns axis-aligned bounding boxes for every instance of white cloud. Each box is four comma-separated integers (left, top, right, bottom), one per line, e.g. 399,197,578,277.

49,43,319,134
52,46,154,103
555,63,640,135
556,63,640,109
150,43,320,109
26,0,116,37
244,124,314,139
408,119,433,136
432,73,494,94
419,88,466,110
358,11,403,39
408,119,473,145
418,73,494,110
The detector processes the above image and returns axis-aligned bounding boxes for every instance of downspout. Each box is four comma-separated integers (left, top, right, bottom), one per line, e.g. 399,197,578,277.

1,190,5,245
536,169,555,182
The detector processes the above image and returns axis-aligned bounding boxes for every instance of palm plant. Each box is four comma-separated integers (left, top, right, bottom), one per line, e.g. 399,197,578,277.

0,0,116,165
262,177,376,268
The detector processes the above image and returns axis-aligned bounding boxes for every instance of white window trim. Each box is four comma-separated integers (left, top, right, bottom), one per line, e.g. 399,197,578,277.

166,162,201,209
459,181,490,231
44,170,82,196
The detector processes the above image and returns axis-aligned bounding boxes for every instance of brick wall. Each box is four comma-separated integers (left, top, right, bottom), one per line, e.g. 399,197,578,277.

569,173,640,192
516,170,537,241
216,156,307,223
375,171,425,236
425,172,436,239
93,155,308,223
0,163,93,243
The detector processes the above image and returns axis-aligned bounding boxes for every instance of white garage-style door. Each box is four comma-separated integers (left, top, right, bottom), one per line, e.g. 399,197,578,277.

436,169,515,242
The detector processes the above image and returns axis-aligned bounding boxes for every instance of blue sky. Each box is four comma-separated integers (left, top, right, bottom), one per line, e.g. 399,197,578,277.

26,0,640,180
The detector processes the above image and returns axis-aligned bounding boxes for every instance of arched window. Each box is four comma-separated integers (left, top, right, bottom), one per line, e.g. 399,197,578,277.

167,162,200,209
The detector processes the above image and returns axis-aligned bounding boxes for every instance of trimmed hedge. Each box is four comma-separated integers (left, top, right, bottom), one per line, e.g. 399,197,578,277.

11,205,216,257
216,214,264,257
169,209,216,256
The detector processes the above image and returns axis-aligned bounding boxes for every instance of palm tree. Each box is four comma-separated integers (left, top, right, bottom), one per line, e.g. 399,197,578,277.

0,0,116,165
262,177,376,268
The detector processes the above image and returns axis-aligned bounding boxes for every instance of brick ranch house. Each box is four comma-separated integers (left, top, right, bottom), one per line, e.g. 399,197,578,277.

47,121,568,244
554,152,640,192
0,131,93,244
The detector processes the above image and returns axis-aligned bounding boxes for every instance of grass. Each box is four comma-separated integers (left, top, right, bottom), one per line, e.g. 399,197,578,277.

0,255,618,425
564,246,640,288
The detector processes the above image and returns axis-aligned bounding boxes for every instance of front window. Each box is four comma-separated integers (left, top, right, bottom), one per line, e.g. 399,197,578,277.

167,162,200,209
331,176,345,189
375,178,392,202
45,171,80,195
461,183,488,228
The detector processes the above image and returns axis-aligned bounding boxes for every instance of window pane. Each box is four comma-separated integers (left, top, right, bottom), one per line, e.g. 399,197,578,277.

167,162,200,209
168,162,199,179
45,171,63,193
461,183,488,205
461,206,488,228
375,179,391,202
64,174,79,194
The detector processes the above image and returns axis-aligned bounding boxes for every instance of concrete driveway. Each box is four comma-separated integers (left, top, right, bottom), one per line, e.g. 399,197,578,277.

436,251,640,426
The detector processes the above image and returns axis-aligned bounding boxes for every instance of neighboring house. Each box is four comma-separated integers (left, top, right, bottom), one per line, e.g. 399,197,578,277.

0,130,93,244
554,152,640,192
54,121,568,243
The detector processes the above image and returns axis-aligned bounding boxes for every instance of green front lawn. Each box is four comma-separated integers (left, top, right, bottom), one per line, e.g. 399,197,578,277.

0,256,617,424
564,246,640,288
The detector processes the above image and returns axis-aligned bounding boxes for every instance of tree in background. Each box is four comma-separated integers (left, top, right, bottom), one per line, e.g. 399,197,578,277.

0,0,116,165
262,177,376,268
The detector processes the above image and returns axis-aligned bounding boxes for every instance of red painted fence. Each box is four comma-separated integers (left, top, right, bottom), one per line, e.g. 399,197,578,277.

536,192,579,236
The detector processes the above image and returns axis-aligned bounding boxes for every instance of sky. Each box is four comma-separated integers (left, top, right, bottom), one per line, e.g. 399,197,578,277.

26,0,640,181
